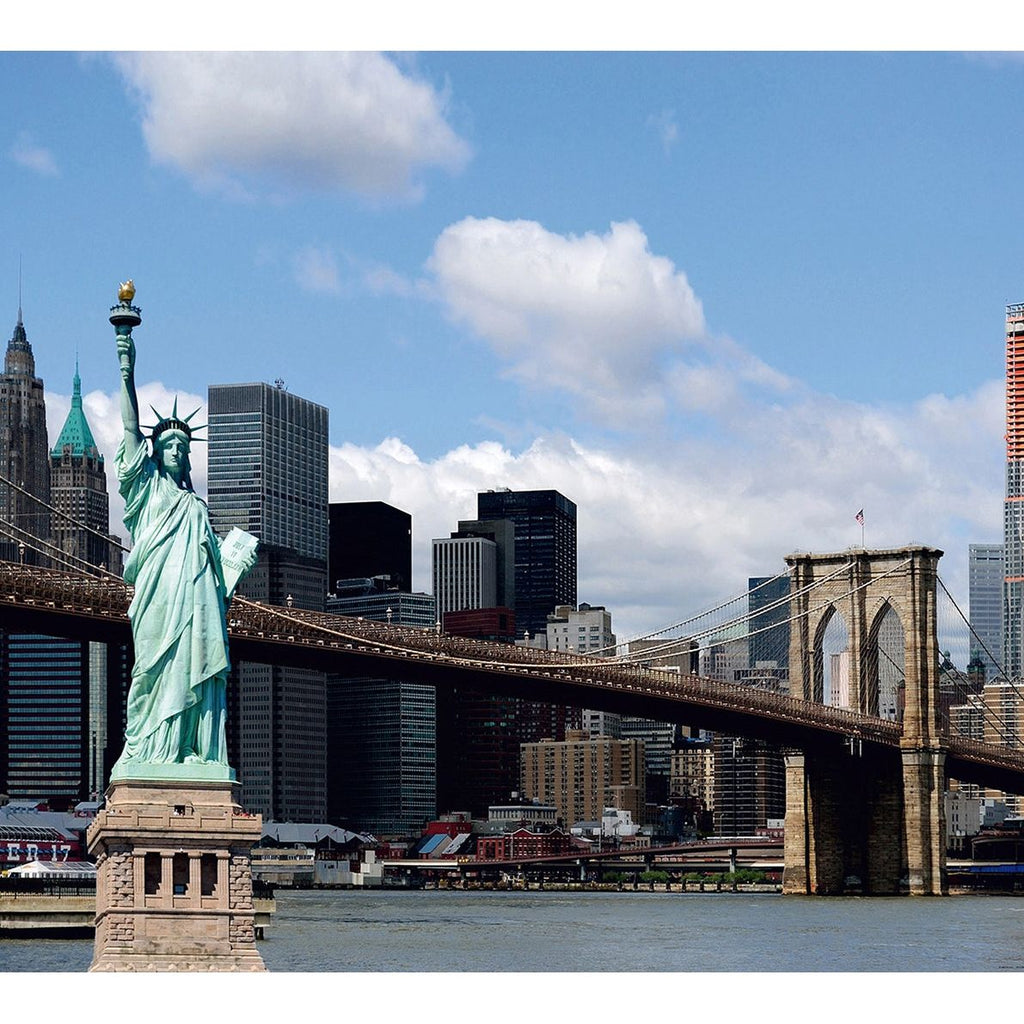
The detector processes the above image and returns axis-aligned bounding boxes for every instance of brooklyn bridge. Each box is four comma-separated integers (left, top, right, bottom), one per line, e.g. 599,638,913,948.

2,540,1024,897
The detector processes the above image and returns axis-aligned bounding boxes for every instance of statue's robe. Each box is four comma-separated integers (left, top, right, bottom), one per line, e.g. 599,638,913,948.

112,439,230,767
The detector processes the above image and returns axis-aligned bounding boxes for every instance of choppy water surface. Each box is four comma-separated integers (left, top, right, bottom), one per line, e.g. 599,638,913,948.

4,890,1024,972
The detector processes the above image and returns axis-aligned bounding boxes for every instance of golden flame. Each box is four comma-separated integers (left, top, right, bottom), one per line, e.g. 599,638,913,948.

118,280,136,303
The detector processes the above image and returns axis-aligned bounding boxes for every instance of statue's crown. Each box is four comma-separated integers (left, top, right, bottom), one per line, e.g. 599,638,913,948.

144,398,205,443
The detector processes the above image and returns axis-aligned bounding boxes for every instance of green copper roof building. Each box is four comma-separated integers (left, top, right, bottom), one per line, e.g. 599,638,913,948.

50,363,118,574
51,360,100,461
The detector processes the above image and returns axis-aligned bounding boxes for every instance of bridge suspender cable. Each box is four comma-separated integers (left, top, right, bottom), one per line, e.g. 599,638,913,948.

610,569,794,649
610,558,909,665
0,467,129,557
593,565,855,661
0,516,121,580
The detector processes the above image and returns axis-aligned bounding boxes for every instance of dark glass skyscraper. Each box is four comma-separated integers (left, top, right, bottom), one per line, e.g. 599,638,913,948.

329,501,412,593
208,382,329,822
476,488,577,639
475,488,580,750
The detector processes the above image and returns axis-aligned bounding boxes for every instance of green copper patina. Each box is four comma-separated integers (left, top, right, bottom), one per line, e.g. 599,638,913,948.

109,286,258,783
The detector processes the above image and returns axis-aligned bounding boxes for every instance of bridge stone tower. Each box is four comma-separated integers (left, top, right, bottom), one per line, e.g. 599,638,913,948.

783,546,946,896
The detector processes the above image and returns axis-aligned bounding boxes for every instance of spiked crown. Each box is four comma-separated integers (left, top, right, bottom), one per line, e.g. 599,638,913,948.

144,397,206,443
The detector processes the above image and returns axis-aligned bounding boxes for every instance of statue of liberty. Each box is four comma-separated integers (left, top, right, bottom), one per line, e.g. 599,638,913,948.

109,283,257,780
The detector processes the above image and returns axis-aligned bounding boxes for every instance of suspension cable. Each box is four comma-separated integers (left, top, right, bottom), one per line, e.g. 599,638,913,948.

615,558,912,666
0,468,129,556
0,517,117,579
613,568,795,647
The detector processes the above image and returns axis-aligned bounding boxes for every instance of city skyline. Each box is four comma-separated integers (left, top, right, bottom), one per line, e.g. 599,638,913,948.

5,49,1020,638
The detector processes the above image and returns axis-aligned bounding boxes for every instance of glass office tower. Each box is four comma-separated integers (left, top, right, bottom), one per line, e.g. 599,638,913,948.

208,382,329,822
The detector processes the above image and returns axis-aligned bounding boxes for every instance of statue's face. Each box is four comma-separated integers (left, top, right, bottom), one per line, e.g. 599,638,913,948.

155,429,190,483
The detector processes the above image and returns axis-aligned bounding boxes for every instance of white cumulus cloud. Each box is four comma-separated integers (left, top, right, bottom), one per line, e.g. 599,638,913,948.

113,52,471,200
428,218,708,424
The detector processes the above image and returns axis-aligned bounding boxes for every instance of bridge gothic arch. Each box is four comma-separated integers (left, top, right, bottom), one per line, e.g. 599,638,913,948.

786,546,942,745
783,545,947,896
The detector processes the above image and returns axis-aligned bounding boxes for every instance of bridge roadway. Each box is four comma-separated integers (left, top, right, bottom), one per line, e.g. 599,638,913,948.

1,561,1022,793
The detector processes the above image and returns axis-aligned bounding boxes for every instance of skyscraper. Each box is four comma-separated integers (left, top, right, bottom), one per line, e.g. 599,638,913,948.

476,489,577,639
432,533,499,622
329,501,411,593
50,363,120,573
325,581,437,834
208,381,329,822
970,543,1004,682
1004,303,1024,680
476,489,580,748
0,308,49,562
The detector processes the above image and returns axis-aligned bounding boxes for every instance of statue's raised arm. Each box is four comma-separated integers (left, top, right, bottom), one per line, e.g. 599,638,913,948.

117,330,143,460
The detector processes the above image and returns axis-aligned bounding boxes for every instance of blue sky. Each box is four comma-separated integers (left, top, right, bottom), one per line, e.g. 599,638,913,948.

3,44,1022,639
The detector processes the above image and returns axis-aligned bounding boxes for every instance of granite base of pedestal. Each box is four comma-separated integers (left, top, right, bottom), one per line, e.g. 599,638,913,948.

86,777,266,972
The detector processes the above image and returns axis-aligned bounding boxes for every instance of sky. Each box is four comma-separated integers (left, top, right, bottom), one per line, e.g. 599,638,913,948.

4,40,1024,643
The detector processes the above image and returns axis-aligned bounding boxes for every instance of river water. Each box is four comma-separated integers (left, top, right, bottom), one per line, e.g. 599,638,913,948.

3,889,1024,973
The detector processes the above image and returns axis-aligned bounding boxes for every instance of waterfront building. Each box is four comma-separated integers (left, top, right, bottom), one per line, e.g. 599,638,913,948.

710,664,787,837
208,381,329,822
325,581,437,834
455,517,515,607
475,825,575,861
620,717,677,805
329,501,411,593
582,710,622,738
486,802,559,830
970,542,1005,681
520,730,645,827
830,650,851,707
0,308,50,563
875,607,904,721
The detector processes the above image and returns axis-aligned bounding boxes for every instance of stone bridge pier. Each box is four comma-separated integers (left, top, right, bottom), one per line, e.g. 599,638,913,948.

782,546,946,895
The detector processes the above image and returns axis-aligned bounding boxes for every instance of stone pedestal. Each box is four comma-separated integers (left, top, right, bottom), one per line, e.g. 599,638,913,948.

86,778,266,971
